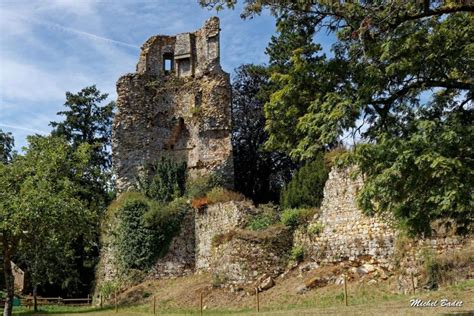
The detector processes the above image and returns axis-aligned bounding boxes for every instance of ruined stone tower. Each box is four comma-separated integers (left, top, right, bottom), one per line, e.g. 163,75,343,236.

112,17,233,191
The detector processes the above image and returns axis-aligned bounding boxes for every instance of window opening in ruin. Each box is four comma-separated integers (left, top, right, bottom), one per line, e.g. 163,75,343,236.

163,53,173,74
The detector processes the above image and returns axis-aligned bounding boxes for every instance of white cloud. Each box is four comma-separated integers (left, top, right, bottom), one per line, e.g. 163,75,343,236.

0,123,49,135
46,0,97,15
0,0,278,151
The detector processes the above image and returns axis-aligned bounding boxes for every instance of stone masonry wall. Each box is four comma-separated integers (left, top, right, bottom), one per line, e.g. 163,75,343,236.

211,227,293,285
295,167,397,264
148,212,196,279
113,17,233,192
195,200,256,270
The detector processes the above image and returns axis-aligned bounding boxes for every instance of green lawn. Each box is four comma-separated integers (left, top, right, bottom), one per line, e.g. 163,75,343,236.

10,280,474,316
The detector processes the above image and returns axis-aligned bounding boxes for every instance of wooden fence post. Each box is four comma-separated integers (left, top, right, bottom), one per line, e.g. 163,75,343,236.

99,294,103,309
343,274,348,306
411,272,416,294
200,292,203,316
153,295,156,315
255,288,260,313
115,290,118,313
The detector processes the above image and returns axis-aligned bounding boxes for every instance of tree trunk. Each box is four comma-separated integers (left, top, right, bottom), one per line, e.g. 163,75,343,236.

33,285,38,312
2,236,14,316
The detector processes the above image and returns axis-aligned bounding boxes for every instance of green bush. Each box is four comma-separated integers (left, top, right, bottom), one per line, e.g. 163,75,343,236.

113,193,189,271
423,249,441,290
280,153,328,209
290,245,305,263
307,221,324,235
98,281,119,299
185,173,226,199
144,197,189,257
281,208,316,229
115,194,159,270
248,215,274,231
247,203,280,231
137,157,187,202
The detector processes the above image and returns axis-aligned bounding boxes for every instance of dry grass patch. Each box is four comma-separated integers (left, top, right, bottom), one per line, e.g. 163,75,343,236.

206,187,246,204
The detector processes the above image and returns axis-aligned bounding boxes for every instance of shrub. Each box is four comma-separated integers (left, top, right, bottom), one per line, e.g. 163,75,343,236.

206,187,245,204
143,197,189,257
248,215,274,231
422,245,474,289
115,195,159,270
281,208,316,229
185,173,227,199
137,157,187,202
185,175,214,199
307,222,324,235
324,147,348,169
113,193,189,271
247,203,280,231
423,249,441,290
280,153,328,209
290,245,305,263
99,281,119,299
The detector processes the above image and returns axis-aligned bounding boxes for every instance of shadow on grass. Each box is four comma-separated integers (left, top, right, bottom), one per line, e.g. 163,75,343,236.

13,306,116,315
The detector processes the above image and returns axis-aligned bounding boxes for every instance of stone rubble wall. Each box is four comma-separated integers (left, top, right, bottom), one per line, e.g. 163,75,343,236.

393,233,471,293
294,167,397,264
195,200,256,270
148,211,196,279
294,166,472,286
211,227,293,284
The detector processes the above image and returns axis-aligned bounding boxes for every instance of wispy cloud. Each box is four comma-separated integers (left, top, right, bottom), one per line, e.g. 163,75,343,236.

0,123,49,135
0,0,278,150
2,9,140,49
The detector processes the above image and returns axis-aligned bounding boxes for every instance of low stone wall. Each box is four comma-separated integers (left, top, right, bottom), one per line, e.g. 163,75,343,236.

394,233,472,293
148,212,196,279
211,227,293,284
294,167,396,264
195,200,256,270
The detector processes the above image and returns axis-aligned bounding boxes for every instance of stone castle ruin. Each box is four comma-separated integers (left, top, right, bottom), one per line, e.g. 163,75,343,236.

112,17,233,191
101,17,472,298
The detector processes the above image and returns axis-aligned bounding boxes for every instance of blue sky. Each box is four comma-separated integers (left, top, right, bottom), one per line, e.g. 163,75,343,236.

0,0,281,150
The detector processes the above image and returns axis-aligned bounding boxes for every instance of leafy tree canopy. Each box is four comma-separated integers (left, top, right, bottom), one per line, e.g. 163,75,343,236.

1,136,98,310
0,129,15,164
200,0,474,234
232,64,295,203
50,85,115,171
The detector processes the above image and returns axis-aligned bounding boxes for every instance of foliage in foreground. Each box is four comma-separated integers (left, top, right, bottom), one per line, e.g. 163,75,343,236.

247,203,280,231
280,153,328,209
112,193,188,271
108,158,190,274
201,0,474,235
1,136,99,311
280,208,317,229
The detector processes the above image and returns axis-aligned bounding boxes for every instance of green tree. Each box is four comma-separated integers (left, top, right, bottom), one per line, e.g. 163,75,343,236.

201,0,474,234
0,136,97,314
232,64,295,203
280,154,328,209
50,85,115,295
50,85,115,170
0,129,15,164
0,129,15,316
137,158,187,203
